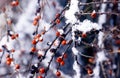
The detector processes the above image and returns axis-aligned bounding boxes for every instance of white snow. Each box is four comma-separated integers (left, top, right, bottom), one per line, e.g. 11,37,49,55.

98,31,104,48
72,47,79,55
65,0,79,24
75,20,102,34
73,61,81,78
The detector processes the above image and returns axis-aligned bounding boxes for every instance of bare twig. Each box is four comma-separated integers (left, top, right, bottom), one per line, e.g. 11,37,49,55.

57,40,73,70
43,27,71,78
77,12,120,16
100,62,107,78
79,1,120,6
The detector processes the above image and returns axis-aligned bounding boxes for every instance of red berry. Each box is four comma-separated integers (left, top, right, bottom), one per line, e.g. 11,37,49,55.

36,34,41,38
87,67,93,75
56,57,62,63
56,31,60,37
32,39,37,45
15,33,19,38
39,37,43,42
60,61,65,66
0,49,3,52
6,54,10,58
11,34,16,40
33,20,38,26
39,67,45,74
82,33,87,38
11,1,19,6
63,53,67,58
91,11,96,18
61,40,67,45
15,1,19,6
115,40,120,45
15,64,20,69
56,71,61,77
41,31,46,35
56,13,60,18
34,15,41,21
11,49,15,53
88,58,94,63
38,76,43,78
56,19,60,24
6,60,11,65
31,47,36,52
34,34,41,39
6,57,13,62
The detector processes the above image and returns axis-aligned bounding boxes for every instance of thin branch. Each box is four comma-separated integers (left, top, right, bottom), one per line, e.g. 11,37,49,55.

78,52,95,58
79,1,120,6
38,23,70,63
43,27,71,78
75,55,85,69
57,40,73,70
77,12,120,16
100,62,107,78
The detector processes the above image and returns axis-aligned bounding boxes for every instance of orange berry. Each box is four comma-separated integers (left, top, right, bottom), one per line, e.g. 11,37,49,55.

6,58,11,61
56,19,60,24
61,40,67,45
60,61,65,66
11,1,16,6
15,1,19,6
6,58,13,62
56,71,61,77
11,49,15,53
15,33,19,38
41,31,46,35
91,11,96,18
6,60,11,65
88,58,94,63
31,47,36,52
56,57,62,63
39,38,43,42
56,31,60,37
35,34,41,38
37,76,43,78
63,53,67,59
32,39,37,45
39,67,45,74
33,20,38,26
6,54,10,58
56,13,60,18
0,49,2,52
82,33,87,38
34,15,41,21
11,1,19,6
15,64,20,69
11,35,16,40
87,68,93,75
115,40,120,45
